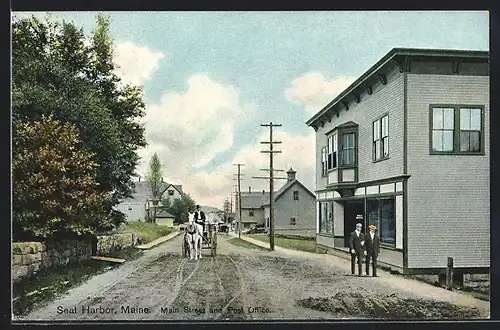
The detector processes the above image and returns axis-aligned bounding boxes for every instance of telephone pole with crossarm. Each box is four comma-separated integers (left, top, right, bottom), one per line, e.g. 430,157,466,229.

252,122,287,251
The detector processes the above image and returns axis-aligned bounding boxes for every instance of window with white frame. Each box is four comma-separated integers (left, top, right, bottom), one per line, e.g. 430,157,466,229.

321,147,327,176
340,132,357,166
327,133,337,170
430,106,484,154
290,217,296,225
373,114,389,161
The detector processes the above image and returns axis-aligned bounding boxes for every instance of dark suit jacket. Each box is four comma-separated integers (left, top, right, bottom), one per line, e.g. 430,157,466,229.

364,233,380,256
195,210,206,221
349,231,364,253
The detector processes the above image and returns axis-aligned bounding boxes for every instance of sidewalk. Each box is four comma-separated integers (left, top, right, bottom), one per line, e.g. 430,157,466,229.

234,233,490,315
135,230,180,250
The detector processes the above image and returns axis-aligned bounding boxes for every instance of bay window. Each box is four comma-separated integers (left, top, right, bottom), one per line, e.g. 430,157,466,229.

340,132,357,166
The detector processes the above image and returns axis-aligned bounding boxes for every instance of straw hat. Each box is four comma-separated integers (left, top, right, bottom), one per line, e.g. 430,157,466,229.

368,224,377,231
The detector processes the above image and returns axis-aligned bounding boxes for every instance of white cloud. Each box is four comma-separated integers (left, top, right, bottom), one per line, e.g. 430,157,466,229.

113,41,164,87
136,74,258,207
285,72,355,115
152,129,316,208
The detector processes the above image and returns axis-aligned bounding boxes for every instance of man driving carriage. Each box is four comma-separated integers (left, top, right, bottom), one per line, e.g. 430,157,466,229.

194,205,206,233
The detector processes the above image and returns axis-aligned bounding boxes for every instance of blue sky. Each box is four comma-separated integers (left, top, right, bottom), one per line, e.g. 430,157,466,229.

12,11,489,207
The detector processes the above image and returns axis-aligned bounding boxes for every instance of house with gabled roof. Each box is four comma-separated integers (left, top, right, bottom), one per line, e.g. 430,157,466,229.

114,178,184,222
238,167,316,237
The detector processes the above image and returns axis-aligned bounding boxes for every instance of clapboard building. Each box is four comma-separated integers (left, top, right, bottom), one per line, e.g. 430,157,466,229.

306,48,489,276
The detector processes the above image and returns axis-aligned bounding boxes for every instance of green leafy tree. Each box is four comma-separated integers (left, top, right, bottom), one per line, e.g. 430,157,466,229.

163,194,196,224
146,153,162,223
12,14,147,229
12,115,111,240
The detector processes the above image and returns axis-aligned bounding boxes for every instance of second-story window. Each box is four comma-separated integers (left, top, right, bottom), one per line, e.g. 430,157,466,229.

340,132,357,166
168,190,174,196
327,133,337,170
321,147,327,176
249,209,254,217
293,190,299,200
373,114,389,161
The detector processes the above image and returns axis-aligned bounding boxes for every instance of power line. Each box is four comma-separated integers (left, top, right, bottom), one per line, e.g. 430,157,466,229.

233,163,244,238
252,122,286,251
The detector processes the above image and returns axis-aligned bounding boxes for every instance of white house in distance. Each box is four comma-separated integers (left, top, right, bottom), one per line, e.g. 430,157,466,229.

306,48,489,278
114,178,183,222
238,168,317,237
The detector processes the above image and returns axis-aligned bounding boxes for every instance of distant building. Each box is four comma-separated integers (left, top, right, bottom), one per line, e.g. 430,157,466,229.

114,178,183,222
306,47,489,276
156,210,176,227
238,168,316,237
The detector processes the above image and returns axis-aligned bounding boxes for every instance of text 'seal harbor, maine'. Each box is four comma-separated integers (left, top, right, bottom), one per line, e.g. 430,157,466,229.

11,11,490,321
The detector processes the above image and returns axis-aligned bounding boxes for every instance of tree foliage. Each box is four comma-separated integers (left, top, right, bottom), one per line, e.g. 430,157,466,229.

162,194,196,224
146,153,162,223
12,14,147,231
146,153,162,201
12,115,111,240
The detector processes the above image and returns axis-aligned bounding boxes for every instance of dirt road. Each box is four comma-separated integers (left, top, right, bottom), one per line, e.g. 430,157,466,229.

16,233,489,321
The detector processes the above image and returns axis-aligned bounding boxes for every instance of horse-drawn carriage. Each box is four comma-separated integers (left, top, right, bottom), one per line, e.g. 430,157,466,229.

181,212,218,259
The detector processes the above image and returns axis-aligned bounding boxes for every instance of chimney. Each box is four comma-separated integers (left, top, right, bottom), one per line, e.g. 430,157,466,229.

138,176,141,182
287,167,296,182
161,177,164,182
249,186,252,193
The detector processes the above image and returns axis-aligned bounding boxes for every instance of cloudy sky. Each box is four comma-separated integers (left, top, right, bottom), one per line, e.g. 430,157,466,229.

13,11,489,208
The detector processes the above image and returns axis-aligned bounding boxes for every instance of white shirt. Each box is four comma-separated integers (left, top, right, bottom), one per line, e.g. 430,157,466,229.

370,232,375,240
355,230,360,237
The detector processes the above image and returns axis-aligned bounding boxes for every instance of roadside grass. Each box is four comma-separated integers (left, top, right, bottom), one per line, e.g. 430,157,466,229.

120,221,175,244
12,246,144,317
378,265,490,302
248,234,316,253
228,237,269,251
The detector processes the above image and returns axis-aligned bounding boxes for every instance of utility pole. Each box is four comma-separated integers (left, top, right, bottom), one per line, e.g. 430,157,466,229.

252,122,287,251
233,164,244,238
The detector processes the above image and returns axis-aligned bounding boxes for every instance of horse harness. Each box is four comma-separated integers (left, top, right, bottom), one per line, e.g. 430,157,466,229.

186,224,199,235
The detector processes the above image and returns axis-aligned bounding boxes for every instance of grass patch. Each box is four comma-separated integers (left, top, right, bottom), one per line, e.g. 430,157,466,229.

228,237,269,251
120,221,175,244
13,260,115,317
12,246,144,317
248,234,316,253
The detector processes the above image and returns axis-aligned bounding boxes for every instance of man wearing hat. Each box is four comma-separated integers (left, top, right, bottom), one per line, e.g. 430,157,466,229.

349,223,365,276
364,224,380,277
194,205,206,231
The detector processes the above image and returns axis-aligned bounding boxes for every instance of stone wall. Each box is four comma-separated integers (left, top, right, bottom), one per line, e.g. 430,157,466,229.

96,232,141,255
12,231,141,283
12,240,92,282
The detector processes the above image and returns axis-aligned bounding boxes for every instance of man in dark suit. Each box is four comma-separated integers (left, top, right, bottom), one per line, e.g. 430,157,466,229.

349,222,365,276
194,205,206,232
364,224,380,277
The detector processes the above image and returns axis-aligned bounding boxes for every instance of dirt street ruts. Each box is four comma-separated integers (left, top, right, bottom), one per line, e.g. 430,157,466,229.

15,233,489,320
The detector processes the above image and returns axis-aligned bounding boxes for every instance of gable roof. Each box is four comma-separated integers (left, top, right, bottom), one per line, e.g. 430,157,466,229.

274,179,316,201
240,191,270,209
156,210,175,218
239,179,315,209
121,181,182,203
163,184,183,195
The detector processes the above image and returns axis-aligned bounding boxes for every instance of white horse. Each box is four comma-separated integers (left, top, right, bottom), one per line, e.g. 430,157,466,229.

185,212,203,260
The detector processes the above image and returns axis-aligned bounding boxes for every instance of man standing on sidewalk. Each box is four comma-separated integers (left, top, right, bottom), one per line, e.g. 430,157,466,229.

364,224,380,277
349,223,365,276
